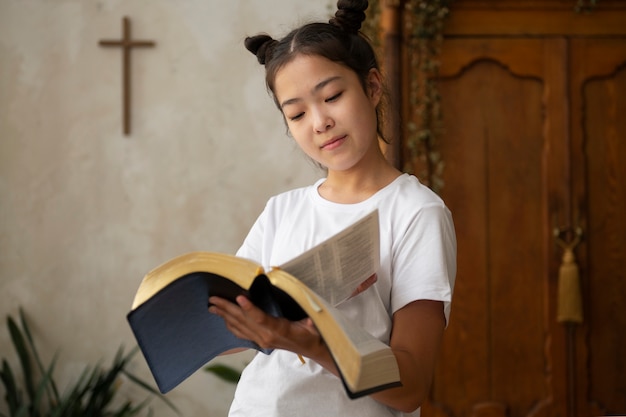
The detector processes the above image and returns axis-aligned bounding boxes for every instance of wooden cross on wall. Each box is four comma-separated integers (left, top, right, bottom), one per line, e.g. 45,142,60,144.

99,17,155,135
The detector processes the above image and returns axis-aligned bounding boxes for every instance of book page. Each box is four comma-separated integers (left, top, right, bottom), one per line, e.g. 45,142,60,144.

277,210,380,306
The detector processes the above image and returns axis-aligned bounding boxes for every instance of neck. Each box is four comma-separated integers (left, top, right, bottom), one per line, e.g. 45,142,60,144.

319,146,402,204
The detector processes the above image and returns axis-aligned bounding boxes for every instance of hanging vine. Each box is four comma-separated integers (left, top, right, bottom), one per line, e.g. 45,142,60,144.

362,0,450,193
363,0,382,51
363,0,597,193
404,0,450,193
575,0,598,12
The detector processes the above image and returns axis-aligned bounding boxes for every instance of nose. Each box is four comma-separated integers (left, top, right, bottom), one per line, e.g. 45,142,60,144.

313,108,334,133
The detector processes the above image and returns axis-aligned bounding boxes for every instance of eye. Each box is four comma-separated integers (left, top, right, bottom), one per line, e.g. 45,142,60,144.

288,112,305,121
326,92,343,102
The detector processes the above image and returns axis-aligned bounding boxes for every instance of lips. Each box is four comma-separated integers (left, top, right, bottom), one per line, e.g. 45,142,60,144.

320,135,347,150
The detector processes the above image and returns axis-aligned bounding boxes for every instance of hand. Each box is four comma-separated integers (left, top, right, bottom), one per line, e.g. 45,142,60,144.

208,295,321,354
349,273,378,299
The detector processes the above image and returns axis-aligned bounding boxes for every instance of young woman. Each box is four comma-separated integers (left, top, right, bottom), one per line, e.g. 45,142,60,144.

208,1,456,415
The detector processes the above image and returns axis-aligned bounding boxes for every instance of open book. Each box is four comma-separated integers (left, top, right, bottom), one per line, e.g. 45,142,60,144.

127,210,401,398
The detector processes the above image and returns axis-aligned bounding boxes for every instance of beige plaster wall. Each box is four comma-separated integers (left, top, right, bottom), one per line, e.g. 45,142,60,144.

0,1,332,415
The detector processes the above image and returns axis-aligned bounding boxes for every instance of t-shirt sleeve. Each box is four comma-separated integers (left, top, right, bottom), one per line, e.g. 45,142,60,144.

235,198,278,267
390,203,457,324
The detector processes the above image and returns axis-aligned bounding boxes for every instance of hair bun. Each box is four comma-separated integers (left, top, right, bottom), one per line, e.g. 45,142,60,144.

245,34,277,65
329,0,368,34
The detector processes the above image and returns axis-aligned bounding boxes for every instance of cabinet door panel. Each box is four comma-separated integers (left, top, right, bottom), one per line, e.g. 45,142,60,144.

403,9,626,417
572,38,626,415
428,40,553,417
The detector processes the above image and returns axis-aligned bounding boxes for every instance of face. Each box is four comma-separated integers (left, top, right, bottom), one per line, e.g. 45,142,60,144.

273,54,382,173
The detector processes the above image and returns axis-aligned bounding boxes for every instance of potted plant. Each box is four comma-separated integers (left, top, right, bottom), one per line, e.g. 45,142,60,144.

0,308,178,417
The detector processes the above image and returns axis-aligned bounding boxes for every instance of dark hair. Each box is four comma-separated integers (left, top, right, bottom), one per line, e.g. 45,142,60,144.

244,0,388,143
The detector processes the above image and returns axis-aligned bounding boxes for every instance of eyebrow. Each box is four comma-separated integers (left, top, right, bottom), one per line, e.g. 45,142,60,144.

280,76,342,109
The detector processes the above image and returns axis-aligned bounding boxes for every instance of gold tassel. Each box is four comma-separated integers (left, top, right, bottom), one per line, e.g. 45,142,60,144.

557,247,583,323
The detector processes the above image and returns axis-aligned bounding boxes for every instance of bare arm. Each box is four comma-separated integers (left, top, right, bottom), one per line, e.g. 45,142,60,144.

370,300,445,412
292,299,445,412
208,296,445,413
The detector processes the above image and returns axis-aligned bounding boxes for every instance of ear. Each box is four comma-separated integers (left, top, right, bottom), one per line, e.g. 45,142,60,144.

366,68,383,106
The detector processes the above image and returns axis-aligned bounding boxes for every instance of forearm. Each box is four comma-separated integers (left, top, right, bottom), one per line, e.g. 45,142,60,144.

298,334,339,375
303,341,431,413
296,335,429,413
369,348,433,412
370,300,445,412
210,294,444,413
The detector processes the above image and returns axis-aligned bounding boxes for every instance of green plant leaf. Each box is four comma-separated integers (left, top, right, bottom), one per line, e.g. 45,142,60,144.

204,364,242,383
3,309,177,417
121,369,180,414
0,359,21,415
18,308,60,403
6,315,35,405
31,357,59,415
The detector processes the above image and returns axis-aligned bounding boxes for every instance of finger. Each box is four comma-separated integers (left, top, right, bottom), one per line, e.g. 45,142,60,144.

208,295,235,309
209,296,274,342
208,296,249,326
209,296,288,349
299,317,317,330
209,302,258,340
235,295,255,310
209,295,253,315
350,273,378,298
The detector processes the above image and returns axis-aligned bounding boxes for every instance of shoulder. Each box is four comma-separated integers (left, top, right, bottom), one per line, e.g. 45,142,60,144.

377,174,455,244
385,174,448,212
272,180,320,202
259,178,325,221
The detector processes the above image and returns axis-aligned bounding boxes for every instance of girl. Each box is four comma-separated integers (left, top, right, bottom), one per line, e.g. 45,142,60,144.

208,1,456,415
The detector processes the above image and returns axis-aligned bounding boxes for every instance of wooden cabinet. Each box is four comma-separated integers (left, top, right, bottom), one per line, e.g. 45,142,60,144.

382,1,626,416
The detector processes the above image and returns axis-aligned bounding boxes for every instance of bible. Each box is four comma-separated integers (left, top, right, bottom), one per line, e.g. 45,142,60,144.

127,210,401,398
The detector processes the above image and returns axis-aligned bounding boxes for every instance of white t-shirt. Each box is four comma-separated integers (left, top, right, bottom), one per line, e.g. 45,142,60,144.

229,173,456,417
